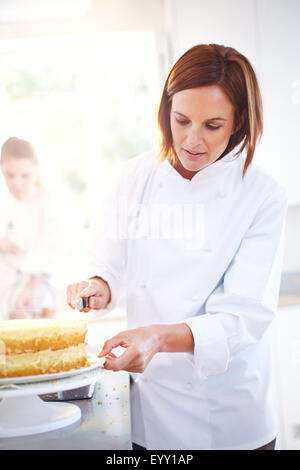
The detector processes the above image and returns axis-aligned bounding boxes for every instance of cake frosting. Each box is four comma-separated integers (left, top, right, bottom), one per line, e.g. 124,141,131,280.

0,319,89,378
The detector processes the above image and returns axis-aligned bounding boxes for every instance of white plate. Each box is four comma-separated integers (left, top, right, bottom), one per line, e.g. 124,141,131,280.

0,367,106,399
0,355,105,386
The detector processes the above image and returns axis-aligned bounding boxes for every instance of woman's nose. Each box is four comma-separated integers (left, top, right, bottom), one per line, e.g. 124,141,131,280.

185,127,204,148
11,181,23,193
12,180,22,190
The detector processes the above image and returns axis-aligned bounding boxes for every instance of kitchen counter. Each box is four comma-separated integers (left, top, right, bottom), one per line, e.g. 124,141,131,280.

278,293,300,306
0,311,131,450
0,370,131,450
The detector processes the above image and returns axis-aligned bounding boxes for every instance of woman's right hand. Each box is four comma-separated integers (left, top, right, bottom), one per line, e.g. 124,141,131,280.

0,237,19,255
66,278,111,312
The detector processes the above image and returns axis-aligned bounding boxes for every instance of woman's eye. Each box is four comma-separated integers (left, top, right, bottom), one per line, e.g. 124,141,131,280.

175,118,222,130
175,118,189,126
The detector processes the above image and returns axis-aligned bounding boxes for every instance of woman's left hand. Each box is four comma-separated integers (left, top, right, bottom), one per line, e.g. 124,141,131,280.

98,325,161,373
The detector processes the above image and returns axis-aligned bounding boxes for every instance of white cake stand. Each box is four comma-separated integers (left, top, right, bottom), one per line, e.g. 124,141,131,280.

0,366,105,438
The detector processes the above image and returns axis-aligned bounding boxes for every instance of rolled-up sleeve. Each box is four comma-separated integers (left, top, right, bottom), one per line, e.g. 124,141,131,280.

184,187,288,380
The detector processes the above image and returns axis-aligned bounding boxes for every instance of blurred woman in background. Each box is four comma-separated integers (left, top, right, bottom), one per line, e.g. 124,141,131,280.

0,137,61,319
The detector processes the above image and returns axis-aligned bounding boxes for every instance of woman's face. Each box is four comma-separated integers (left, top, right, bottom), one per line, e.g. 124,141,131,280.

1,157,38,200
170,85,236,178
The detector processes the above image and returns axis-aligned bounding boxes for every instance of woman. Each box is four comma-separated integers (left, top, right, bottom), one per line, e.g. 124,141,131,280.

67,44,287,450
0,137,61,319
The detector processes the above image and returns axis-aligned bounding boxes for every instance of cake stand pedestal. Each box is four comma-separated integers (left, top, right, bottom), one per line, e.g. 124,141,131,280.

0,367,104,438
0,395,80,437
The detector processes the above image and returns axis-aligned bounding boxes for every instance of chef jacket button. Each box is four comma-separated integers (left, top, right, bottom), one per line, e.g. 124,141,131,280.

158,182,163,189
218,190,226,198
185,382,193,390
139,281,147,288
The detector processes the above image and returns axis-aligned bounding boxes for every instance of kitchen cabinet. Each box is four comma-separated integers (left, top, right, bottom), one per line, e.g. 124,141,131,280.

271,305,300,449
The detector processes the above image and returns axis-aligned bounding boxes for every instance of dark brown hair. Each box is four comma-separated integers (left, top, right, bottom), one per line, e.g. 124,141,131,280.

1,137,38,164
157,44,263,177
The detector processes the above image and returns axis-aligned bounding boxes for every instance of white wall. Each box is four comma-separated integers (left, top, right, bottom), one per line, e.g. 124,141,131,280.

168,0,260,66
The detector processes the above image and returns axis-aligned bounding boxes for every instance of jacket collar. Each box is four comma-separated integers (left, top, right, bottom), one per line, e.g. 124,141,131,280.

158,150,243,182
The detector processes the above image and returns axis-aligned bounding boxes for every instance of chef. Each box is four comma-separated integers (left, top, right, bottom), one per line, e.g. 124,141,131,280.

67,44,288,450
0,137,62,319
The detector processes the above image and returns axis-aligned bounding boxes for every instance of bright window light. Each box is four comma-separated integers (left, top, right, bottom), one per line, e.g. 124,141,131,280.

0,0,92,22
0,30,161,283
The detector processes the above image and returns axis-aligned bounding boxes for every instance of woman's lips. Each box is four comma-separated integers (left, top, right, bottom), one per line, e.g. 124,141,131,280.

183,148,207,159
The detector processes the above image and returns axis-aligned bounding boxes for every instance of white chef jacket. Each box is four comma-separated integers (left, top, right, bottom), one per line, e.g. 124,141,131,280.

87,149,288,450
0,185,63,318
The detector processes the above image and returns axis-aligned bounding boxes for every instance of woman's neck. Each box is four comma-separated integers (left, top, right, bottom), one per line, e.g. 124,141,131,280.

171,154,199,180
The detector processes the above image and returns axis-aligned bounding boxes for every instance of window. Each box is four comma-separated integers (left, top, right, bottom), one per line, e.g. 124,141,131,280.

0,30,162,285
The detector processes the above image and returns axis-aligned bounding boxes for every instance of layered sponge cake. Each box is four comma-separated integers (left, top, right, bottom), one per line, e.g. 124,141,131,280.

0,319,89,378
